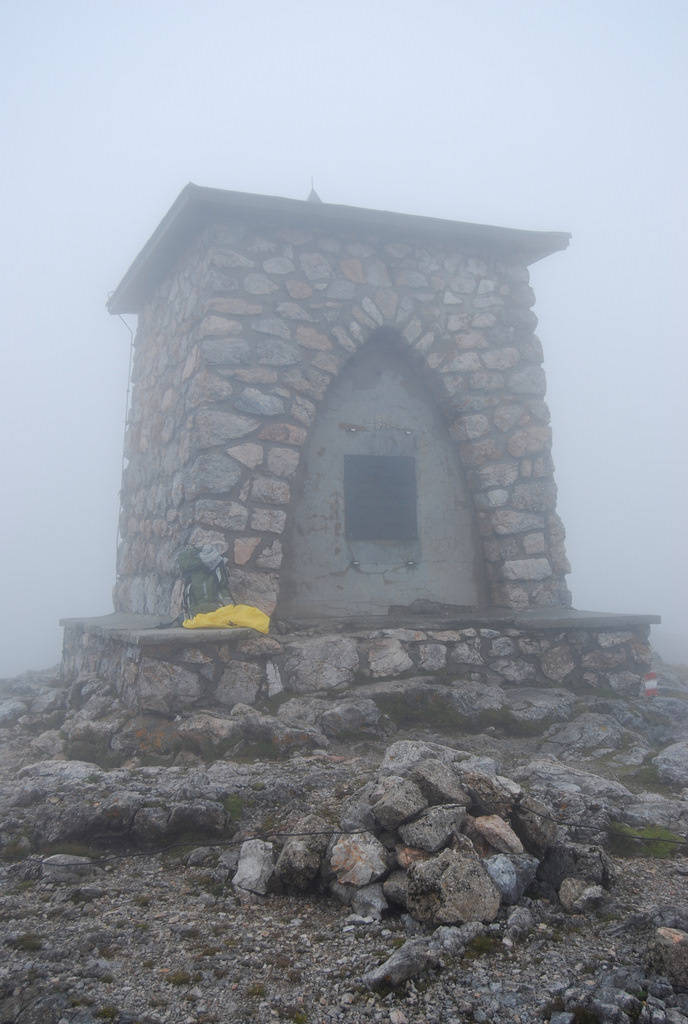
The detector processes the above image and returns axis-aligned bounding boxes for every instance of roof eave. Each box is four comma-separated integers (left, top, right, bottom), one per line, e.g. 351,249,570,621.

107,184,570,315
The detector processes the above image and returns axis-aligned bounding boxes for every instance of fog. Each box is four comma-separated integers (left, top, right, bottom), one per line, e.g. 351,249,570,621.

1,0,686,677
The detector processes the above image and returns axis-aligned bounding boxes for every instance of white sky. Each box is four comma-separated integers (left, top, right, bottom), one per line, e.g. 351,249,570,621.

1,0,686,676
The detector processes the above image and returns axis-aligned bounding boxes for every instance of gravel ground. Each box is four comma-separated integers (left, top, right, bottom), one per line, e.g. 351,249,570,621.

2,811,688,1023
2,663,688,1023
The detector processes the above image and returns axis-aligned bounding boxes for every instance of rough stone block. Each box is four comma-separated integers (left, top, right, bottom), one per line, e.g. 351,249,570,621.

407,849,500,925
137,660,201,715
330,833,390,886
282,636,359,692
215,662,263,708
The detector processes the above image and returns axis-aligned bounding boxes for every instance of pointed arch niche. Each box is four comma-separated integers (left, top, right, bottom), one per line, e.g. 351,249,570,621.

279,329,487,617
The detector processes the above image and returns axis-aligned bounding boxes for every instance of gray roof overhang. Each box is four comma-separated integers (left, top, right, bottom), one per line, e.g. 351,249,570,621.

107,184,570,315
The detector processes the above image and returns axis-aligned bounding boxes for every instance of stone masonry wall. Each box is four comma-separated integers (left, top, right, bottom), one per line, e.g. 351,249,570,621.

115,217,571,617
62,623,651,716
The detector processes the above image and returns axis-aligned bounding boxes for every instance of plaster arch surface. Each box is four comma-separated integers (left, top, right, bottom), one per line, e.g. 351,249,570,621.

278,328,487,617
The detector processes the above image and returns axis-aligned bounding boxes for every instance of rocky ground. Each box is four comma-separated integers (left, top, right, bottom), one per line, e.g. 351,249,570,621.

1,657,688,1023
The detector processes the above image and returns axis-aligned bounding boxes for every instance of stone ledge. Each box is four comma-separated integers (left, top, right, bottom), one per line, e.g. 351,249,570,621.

58,613,254,648
60,606,661,647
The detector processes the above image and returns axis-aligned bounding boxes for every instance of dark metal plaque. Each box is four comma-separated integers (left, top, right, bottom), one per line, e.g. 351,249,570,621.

344,455,417,541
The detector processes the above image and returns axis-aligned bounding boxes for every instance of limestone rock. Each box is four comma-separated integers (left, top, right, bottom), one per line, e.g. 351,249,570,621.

398,805,466,853
558,877,607,913
445,679,504,719
31,730,65,757
184,846,216,867
379,739,459,776
537,841,616,896
515,757,634,840
383,870,409,908
366,638,414,677
136,661,202,715
504,905,536,944
274,815,330,891
647,927,688,988
361,937,438,990
233,838,275,894
175,713,241,749
339,782,379,833
371,779,428,829
41,854,96,884
472,813,524,854
429,921,486,957
132,805,170,844
329,833,390,887
485,854,538,905
344,882,388,919
653,740,688,787
409,758,470,806
167,800,226,837
407,849,501,925
319,699,380,736
510,792,559,857
544,713,628,753
458,769,522,815
239,710,328,755
0,699,29,728
501,686,576,726
282,636,359,692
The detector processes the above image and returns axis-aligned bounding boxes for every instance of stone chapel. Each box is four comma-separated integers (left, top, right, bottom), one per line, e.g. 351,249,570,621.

107,185,573,622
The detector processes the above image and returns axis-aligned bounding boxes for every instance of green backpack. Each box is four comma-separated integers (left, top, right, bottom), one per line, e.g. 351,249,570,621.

177,546,234,618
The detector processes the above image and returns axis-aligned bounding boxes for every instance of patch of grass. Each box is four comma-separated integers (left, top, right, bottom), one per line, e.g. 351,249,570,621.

608,821,687,859
167,970,191,986
135,895,151,907
0,837,31,861
9,932,42,952
42,840,101,859
623,760,677,796
197,871,225,898
247,982,266,997
463,933,501,960
258,813,280,835
286,1010,307,1024
222,794,245,819
250,781,266,791
94,1008,119,1020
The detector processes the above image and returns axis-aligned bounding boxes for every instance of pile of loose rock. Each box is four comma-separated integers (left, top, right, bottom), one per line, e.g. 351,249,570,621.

222,740,615,985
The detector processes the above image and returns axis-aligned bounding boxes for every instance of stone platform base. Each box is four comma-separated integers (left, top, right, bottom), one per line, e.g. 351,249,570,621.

60,609,660,716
